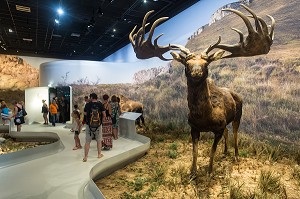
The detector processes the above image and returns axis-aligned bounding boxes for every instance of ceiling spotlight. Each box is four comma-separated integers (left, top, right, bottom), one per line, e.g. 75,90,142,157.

111,34,114,37
57,8,64,15
54,19,60,24
113,28,116,32
144,0,147,3
16,50,19,52
73,50,76,53
8,28,13,33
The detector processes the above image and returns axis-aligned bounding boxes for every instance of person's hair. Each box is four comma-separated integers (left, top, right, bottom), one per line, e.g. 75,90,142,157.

116,97,120,103
73,110,80,119
13,100,18,105
84,96,89,100
111,95,117,102
52,99,56,103
74,104,78,109
90,93,98,100
2,104,7,108
103,94,109,101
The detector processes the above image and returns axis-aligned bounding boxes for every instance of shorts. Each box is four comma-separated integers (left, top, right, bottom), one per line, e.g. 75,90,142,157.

85,125,102,143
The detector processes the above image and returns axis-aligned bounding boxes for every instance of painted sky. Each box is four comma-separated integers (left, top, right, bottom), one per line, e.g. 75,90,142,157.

104,0,234,63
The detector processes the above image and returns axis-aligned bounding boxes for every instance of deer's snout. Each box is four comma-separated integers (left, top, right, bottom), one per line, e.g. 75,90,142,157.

191,65,204,77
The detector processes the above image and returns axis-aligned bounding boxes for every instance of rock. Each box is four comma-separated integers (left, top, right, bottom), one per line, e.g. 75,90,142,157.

0,55,39,90
0,137,6,143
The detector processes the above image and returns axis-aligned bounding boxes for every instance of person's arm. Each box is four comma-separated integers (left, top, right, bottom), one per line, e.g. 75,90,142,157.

108,104,112,116
102,111,106,118
14,106,18,117
100,103,106,118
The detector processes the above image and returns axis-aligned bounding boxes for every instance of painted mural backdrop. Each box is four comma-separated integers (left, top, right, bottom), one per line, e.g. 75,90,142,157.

71,0,300,147
0,54,39,107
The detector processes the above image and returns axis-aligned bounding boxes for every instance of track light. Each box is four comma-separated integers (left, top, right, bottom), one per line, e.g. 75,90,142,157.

96,7,103,16
57,8,64,15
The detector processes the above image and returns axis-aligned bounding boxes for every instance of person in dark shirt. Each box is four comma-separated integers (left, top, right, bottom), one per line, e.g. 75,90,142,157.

60,96,69,124
83,93,106,162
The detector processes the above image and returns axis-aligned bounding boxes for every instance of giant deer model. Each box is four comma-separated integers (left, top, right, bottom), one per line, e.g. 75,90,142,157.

129,4,275,175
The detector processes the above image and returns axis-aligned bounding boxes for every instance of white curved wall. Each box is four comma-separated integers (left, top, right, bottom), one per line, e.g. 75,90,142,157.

39,60,159,86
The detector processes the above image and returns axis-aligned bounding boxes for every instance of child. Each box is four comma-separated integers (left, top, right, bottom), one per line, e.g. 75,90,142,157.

70,104,80,132
1,104,10,125
72,110,82,150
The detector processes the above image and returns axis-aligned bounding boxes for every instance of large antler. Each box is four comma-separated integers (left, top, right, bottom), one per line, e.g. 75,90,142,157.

129,10,180,61
214,4,275,58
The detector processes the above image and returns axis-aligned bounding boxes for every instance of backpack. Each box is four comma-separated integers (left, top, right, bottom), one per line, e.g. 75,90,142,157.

89,104,101,132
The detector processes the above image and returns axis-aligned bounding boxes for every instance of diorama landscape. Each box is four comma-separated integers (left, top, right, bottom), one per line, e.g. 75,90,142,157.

0,0,299,197
92,0,300,198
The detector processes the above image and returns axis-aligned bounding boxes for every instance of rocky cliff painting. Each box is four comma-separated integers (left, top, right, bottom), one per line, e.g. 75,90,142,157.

0,54,39,105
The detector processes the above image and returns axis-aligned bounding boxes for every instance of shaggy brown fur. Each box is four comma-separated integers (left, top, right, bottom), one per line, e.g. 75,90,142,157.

119,95,145,127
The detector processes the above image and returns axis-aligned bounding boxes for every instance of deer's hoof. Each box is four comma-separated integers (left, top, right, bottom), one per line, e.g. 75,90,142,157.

189,169,197,180
189,172,197,181
234,156,239,162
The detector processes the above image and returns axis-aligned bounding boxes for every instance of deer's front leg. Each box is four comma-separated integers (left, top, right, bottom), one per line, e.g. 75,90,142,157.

191,128,200,178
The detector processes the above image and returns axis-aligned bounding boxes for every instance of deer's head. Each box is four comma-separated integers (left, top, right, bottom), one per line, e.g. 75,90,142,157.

169,37,225,83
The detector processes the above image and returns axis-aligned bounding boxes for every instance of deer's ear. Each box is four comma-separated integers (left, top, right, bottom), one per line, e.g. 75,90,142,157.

208,50,225,62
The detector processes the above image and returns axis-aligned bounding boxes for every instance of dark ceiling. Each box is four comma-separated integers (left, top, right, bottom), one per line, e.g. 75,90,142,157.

0,0,199,61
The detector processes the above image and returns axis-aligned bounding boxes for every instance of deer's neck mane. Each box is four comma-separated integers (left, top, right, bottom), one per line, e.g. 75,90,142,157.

187,78,212,117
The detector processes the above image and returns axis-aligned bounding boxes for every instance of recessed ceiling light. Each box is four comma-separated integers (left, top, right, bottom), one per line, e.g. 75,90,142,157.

144,0,147,3
16,50,19,52
55,19,59,24
113,28,116,32
99,44,102,47
57,8,64,15
8,28,13,33
111,34,114,37
73,50,76,53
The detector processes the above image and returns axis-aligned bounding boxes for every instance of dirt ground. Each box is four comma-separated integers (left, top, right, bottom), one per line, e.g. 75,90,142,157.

0,134,50,155
96,130,300,199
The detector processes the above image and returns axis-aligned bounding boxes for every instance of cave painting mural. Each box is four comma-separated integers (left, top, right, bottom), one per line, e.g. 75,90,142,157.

129,5,275,175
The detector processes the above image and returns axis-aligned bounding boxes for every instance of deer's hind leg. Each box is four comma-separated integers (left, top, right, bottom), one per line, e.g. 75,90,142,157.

223,127,229,155
232,120,240,162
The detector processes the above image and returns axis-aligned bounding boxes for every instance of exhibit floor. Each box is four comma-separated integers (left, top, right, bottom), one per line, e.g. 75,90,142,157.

0,123,147,199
